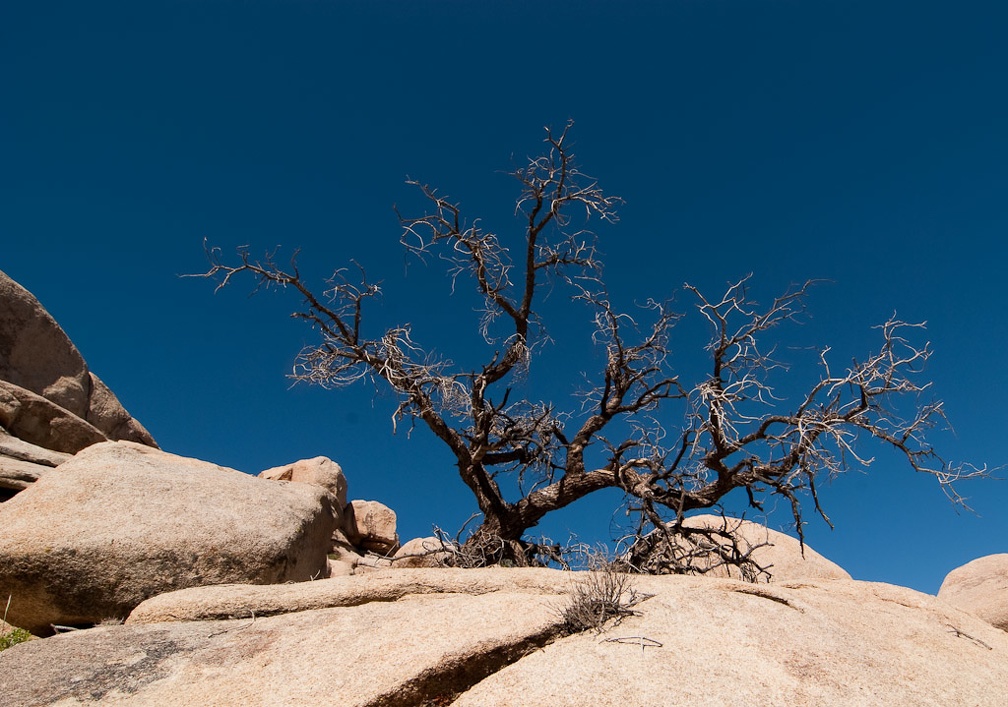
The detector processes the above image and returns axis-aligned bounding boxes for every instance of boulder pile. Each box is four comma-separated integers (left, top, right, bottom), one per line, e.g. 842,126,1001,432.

257,460,403,575
0,270,156,501
2,271,1007,704
0,442,337,635
3,569,1008,705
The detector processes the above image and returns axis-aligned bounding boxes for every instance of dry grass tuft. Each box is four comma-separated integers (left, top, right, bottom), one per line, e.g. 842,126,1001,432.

560,555,649,635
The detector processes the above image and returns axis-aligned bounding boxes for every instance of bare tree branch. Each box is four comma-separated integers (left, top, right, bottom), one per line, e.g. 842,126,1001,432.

194,125,990,570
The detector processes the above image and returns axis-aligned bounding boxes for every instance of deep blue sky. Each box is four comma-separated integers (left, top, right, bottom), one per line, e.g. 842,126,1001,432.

3,1,1006,593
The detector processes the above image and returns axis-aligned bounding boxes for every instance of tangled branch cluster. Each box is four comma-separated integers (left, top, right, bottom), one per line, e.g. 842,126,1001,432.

620,514,773,582
196,122,988,568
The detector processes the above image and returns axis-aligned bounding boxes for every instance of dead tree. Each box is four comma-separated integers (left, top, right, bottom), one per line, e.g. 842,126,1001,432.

197,121,987,568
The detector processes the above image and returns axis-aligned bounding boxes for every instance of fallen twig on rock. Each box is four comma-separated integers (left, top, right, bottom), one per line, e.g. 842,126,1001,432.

603,636,663,652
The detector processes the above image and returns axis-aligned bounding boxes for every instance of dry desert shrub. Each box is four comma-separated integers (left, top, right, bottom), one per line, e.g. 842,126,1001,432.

560,554,648,635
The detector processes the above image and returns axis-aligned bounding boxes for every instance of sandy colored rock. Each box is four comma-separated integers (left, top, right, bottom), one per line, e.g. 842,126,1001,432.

0,270,156,448
353,554,395,573
259,455,348,510
0,379,109,454
0,455,51,492
329,527,362,558
84,372,156,446
0,269,90,417
127,567,575,624
4,571,1007,705
393,536,454,568
326,528,364,576
938,553,1008,631
344,499,399,554
327,557,356,577
0,426,72,467
1,585,562,706
0,441,337,634
0,427,69,502
454,575,1008,706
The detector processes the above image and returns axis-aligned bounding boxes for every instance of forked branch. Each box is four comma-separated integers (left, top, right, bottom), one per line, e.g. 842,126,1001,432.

195,126,989,571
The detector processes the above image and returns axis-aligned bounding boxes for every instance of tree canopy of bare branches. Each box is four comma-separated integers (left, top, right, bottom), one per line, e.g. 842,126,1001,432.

196,121,987,569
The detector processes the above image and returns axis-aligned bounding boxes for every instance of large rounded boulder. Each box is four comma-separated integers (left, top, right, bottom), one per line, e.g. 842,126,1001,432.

938,553,1008,632
259,456,348,511
0,441,337,634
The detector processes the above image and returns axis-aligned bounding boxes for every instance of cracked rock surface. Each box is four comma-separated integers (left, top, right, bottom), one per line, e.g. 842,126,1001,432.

455,575,1008,706
2,570,1007,705
0,573,567,706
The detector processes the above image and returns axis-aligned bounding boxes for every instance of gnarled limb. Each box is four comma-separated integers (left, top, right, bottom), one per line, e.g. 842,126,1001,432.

195,126,988,570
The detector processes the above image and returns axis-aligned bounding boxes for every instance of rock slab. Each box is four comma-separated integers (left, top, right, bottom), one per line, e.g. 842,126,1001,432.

126,567,576,624
0,270,157,502
2,571,1007,705
0,574,564,706
0,441,336,634
393,536,454,568
454,576,1008,706
0,380,109,454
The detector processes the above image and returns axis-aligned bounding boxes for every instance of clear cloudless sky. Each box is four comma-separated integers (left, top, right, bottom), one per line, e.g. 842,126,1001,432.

2,1,1006,594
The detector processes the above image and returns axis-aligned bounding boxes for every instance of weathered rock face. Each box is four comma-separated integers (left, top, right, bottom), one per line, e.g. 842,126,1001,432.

0,380,109,454
1,571,567,706
0,441,337,635
343,499,400,555
453,576,1008,706
0,455,51,495
0,426,71,467
126,567,576,624
0,428,71,502
626,514,850,582
257,458,411,569
0,270,90,417
938,553,1008,632
2,570,1007,705
0,270,156,499
84,371,156,446
259,456,348,511
327,528,365,577
393,536,454,568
